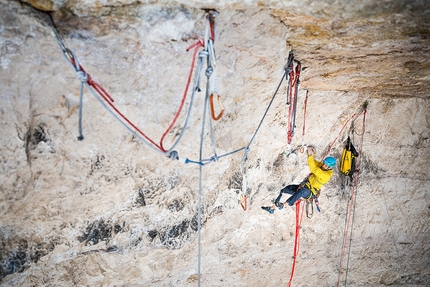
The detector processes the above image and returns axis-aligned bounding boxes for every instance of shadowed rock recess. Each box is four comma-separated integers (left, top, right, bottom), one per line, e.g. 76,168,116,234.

0,0,429,286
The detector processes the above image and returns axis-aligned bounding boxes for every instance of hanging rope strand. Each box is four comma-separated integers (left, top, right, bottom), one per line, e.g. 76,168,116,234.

160,39,205,152
165,47,207,155
337,106,367,287
287,200,305,287
196,56,214,287
287,103,367,287
44,10,219,156
290,62,301,143
44,6,295,167
191,65,289,165
246,69,288,151
345,108,367,286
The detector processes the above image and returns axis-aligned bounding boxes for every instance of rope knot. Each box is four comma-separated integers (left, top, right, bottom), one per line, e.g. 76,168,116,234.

205,66,213,77
241,147,250,163
210,155,219,162
76,71,88,83
167,150,179,160
199,50,209,59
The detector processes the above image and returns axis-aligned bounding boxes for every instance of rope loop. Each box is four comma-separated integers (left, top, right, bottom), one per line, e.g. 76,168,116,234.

198,50,209,59
205,66,213,77
167,150,179,160
210,155,219,162
242,147,250,163
186,38,204,52
76,71,88,83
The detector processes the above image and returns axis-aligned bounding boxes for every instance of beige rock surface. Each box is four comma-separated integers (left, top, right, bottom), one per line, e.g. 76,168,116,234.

0,0,429,286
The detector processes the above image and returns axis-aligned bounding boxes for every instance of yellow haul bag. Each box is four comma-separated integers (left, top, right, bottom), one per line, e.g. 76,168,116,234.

340,136,358,176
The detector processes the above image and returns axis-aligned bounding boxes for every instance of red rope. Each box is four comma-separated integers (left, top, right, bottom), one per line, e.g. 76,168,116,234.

70,58,164,151
210,20,215,42
323,112,362,160
159,39,204,151
337,108,366,286
70,39,206,153
71,58,114,103
286,107,366,287
287,200,304,287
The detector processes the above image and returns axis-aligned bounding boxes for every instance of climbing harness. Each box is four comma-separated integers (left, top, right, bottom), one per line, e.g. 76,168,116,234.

337,102,367,287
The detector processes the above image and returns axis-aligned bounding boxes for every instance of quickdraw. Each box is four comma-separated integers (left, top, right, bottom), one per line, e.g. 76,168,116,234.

305,195,321,219
240,194,247,211
210,94,225,120
206,10,224,122
239,148,250,211
305,199,314,219
285,51,302,145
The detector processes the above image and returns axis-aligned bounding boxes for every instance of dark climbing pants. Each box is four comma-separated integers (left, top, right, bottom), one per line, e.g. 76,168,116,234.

275,184,311,206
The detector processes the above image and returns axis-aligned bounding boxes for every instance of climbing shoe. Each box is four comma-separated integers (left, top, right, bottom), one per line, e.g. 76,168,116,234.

274,201,284,210
261,206,274,214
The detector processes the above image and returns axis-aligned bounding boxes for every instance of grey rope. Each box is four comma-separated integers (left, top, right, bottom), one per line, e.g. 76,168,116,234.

43,7,294,171
45,17,171,154
166,50,208,156
344,134,364,286
184,68,290,166
85,81,165,155
291,73,300,139
62,48,166,154
196,63,214,287
242,69,288,163
198,163,203,287
206,57,220,162
285,52,294,105
76,70,87,140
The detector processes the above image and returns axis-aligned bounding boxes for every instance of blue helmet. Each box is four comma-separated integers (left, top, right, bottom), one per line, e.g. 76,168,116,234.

323,156,336,169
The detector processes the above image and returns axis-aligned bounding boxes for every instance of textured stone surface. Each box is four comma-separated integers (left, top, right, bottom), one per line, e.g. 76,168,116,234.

1,0,429,286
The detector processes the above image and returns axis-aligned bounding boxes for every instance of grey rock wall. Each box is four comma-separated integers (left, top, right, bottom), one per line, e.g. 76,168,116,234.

0,0,429,286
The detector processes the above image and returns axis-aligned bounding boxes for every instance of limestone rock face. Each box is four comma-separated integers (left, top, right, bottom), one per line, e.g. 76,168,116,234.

1,0,429,286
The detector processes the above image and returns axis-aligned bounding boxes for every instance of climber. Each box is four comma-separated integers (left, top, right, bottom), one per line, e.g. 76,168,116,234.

261,146,336,214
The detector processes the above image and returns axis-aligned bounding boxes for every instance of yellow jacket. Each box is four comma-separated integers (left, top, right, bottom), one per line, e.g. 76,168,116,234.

305,155,333,194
